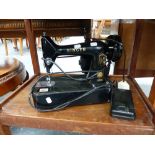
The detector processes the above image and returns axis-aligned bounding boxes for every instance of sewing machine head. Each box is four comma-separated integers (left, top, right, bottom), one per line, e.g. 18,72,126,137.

41,34,123,80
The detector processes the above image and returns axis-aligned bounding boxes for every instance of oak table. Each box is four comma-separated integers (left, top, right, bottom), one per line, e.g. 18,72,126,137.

0,75,154,134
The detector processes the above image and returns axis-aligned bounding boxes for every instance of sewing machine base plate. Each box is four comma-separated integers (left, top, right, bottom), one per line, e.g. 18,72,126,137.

32,75,112,110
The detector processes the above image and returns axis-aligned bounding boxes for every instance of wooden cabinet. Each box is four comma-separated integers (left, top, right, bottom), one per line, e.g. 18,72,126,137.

115,20,155,77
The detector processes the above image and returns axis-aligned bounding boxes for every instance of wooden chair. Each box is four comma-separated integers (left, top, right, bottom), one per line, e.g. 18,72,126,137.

2,38,24,56
92,19,111,38
0,19,155,135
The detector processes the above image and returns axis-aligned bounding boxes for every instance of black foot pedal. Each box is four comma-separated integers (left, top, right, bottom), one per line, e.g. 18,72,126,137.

110,89,136,120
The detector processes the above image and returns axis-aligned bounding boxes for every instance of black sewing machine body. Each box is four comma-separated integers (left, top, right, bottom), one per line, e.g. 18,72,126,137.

32,75,112,110
31,34,122,109
41,35,122,76
30,34,135,120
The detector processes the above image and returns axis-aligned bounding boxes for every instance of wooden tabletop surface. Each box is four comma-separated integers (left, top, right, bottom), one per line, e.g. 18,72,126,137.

0,75,154,134
0,57,19,77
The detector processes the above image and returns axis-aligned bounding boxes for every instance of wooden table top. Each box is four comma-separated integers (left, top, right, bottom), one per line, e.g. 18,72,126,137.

0,19,91,38
0,75,154,134
0,57,27,96
0,57,19,77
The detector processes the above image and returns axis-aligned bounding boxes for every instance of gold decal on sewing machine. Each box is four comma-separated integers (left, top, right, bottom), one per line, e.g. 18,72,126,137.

67,48,86,53
99,53,107,66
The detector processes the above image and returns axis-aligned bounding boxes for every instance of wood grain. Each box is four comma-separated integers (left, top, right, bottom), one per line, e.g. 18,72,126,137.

136,20,155,71
0,19,92,38
0,57,27,96
0,75,154,134
149,78,155,109
129,20,144,77
115,20,155,77
130,77,155,124
115,69,155,77
114,20,136,75
0,124,11,135
24,20,40,75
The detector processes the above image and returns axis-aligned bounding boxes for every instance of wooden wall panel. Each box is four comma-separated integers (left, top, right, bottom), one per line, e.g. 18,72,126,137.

136,21,155,72
115,20,155,77
114,21,136,75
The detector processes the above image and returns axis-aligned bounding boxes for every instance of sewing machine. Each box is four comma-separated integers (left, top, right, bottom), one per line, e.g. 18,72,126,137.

29,34,135,120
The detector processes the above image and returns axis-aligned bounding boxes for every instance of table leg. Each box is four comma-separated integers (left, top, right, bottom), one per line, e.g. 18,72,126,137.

26,38,29,48
0,124,11,135
149,77,155,109
3,39,8,56
19,38,23,56
24,19,40,75
12,38,18,50
37,37,41,48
